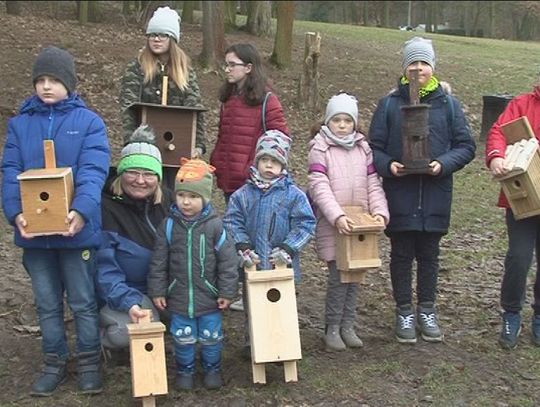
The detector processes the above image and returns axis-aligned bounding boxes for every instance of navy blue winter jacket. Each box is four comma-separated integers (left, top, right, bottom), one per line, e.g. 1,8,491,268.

368,83,476,233
96,171,173,312
1,93,110,248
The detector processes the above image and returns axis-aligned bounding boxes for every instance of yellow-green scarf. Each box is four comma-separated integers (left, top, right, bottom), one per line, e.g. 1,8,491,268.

400,75,439,98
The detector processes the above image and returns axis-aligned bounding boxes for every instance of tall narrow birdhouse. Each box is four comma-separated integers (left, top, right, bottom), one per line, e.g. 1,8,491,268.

127,317,168,399
335,206,385,283
129,103,206,167
17,140,74,236
401,68,431,174
245,266,301,384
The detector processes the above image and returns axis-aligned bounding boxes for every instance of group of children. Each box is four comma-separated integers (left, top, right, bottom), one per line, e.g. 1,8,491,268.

12,8,540,399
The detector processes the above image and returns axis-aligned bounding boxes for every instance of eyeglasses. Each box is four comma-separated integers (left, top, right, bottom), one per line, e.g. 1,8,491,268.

146,33,170,41
223,61,247,70
124,170,158,181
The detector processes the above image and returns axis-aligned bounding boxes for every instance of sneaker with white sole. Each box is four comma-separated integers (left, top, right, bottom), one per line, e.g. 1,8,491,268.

416,303,443,342
395,305,417,344
499,311,521,349
230,297,244,312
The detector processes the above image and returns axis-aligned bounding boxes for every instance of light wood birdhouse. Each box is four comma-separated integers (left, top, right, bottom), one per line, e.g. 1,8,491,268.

129,103,206,167
496,116,540,220
16,140,74,236
245,266,301,384
335,206,385,283
127,311,168,402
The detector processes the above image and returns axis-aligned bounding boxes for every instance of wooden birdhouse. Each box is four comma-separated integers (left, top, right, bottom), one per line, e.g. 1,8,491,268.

401,68,431,175
129,102,206,167
245,266,301,384
335,206,385,283
127,311,168,404
16,140,74,236
496,116,540,220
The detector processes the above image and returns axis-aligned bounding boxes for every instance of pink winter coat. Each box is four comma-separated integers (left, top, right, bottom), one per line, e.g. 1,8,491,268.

307,129,389,262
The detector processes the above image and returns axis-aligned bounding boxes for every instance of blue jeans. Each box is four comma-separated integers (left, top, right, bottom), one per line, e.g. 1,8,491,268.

502,210,540,314
23,248,101,357
170,311,223,374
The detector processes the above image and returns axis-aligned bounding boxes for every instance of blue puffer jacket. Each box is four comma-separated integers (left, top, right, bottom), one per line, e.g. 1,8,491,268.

1,93,110,248
223,174,316,280
368,83,476,233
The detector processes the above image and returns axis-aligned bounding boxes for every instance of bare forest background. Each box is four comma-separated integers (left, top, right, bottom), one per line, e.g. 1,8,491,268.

5,1,540,57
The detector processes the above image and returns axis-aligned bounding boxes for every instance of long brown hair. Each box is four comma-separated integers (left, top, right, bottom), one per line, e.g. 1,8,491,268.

218,43,268,106
139,40,191,90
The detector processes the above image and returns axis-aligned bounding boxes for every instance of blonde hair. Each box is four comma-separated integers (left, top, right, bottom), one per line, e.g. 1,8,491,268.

110,176,163,205
139,41,191,90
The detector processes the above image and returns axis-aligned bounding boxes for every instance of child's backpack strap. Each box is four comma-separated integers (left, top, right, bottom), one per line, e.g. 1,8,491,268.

165,217,174,245
262,91,272,133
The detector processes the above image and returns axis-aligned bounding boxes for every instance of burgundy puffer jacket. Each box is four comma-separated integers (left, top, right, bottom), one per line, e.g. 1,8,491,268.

210,93,289,193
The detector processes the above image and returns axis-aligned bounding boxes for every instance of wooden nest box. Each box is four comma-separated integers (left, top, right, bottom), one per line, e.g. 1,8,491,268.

245,265,301,384
127,311,168,402
129,103,206,167
335,206,385,283
16,140,74,236
497,116,540,220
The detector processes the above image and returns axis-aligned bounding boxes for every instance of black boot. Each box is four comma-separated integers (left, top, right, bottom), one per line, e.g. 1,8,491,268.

77,351,103,394
30,353,67,397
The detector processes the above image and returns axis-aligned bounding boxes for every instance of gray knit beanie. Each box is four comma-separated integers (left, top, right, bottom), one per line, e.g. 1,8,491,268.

255,130,292,168
146,6,181,42
118,124,163,180
402,37,436,71
324,93,358,128
32,46,77,93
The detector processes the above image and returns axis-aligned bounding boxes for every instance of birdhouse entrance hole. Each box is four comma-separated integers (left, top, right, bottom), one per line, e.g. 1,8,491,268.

267,288,281,302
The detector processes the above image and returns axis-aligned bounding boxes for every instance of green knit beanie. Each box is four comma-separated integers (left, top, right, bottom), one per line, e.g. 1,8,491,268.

117,124,163,180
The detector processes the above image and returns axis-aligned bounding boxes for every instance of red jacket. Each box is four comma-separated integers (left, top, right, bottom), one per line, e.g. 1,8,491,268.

486,86,540,208
210,93,289,193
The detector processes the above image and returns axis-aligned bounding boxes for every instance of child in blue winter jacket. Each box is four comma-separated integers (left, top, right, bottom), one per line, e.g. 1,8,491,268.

1,46,110,396
223,130,316,355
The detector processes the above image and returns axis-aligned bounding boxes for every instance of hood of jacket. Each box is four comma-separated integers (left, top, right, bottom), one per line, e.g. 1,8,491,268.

19,92,87,115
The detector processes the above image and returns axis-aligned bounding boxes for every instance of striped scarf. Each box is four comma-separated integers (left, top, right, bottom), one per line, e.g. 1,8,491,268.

248,166,287,191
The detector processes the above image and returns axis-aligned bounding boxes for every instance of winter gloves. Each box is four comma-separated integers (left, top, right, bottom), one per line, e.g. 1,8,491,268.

237,247,292,268
238,249,260,268
270,247,292,266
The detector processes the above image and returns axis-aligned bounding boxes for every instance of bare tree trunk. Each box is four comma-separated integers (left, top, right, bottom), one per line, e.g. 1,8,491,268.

201,1,224,69
88,0,99,23
78,1,88,24
425,1,433,32
362,1,369,26
182,0,195,24
214,1,225,61
383,1,390,28
6,1,22,15
488,1,495,38
224,0,237,31
270,1,294,68
122,1,131,15
246,1,272,36
297,32,321,112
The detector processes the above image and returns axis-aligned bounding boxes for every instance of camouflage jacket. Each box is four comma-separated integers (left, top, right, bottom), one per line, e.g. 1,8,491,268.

119,58,206,153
